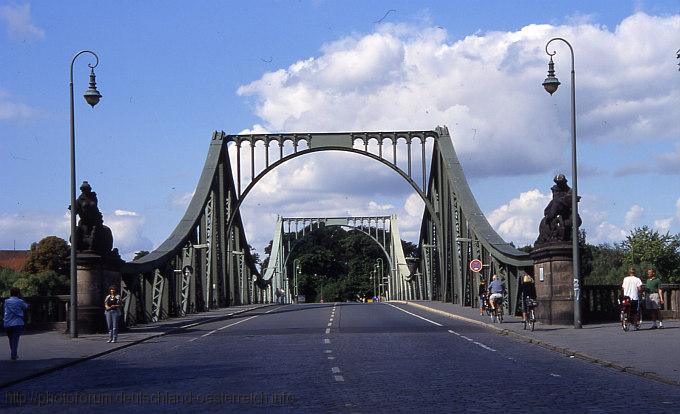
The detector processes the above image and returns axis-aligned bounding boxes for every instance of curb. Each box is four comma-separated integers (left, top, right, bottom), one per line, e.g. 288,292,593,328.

396,301,680,388
0,304,273,390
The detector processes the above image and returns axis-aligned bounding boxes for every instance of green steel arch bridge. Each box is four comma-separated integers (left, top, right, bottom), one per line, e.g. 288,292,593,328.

120,126,533,325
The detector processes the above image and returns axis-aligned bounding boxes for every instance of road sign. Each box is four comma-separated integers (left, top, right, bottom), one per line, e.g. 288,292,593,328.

469,259,483,273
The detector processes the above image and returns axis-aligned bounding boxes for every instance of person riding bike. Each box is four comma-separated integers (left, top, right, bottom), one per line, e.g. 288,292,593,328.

488,274,504,311
519,274,537,324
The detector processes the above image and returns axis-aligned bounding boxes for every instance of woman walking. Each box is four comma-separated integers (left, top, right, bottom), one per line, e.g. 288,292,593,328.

4,287,29,360
104,286,122,343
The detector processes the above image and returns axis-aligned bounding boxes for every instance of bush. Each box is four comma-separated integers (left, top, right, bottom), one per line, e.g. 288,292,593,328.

11,270,69,297
0,268,22,297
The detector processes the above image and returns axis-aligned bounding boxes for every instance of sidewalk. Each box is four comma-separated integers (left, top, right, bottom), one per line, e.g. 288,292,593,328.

0,304,271,388
399,300,680,386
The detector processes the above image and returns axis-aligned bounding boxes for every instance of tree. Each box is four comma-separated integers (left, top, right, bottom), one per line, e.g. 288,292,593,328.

621,226,680,282
11,270,69,297
0,268,22,297
22,236,70,275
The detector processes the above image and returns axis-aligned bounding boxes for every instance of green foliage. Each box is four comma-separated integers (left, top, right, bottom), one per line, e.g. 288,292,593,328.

22,236,70,275
1,269,69,297
582,227,680,285
11,270,69,297
273,224,394,302
582,244,627,285
0,268,22,297
621,226,680,283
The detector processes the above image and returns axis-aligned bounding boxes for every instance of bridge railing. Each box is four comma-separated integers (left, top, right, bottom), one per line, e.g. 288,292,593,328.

581,283,680,322
0,295,69,331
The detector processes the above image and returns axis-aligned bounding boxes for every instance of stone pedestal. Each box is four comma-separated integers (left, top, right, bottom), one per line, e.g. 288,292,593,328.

530,244,579,325
75,253,122,333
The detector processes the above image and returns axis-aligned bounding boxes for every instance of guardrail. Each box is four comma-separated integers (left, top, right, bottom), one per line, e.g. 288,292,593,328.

0,295,69,331
582,283,680,322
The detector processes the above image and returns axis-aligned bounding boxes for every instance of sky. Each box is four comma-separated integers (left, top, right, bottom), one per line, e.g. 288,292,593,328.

1,1,679,261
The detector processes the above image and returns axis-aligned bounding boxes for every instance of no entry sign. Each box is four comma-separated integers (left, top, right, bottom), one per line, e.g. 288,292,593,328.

469,259,483,273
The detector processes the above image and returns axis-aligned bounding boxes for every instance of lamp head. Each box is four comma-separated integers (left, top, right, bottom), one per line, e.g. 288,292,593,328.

542,56,560,95
83,67,102,107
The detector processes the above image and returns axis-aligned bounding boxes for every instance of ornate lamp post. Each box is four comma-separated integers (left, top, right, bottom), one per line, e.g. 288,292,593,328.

542,38,581,329
69,50,102,338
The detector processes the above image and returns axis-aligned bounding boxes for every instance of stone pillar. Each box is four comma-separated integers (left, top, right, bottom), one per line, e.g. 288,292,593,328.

530,244,579,325
75,253,122,333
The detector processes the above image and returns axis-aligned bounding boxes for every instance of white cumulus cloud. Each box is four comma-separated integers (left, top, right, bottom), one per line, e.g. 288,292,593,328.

0,3,44,41
487,189,551,246
624,204,644,227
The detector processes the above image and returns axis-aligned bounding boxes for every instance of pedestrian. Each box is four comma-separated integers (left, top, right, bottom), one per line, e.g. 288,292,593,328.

644,268,664,329
621,268,643,329
478,279,487,316
3,287,29,360
104,286,122,343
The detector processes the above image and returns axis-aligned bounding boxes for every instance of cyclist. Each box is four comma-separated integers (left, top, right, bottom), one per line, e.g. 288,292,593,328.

519,274,537,324
488,274,504,312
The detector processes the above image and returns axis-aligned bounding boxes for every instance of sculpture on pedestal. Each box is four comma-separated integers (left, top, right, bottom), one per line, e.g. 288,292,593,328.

73,181,114,256
535,174,581,246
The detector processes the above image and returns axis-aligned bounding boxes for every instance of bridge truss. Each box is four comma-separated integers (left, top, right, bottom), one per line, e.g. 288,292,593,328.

121,126,533,324
262,215,413,303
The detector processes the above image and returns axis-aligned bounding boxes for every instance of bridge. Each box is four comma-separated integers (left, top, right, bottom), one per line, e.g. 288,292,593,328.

120,126,533,325
6,127,680,413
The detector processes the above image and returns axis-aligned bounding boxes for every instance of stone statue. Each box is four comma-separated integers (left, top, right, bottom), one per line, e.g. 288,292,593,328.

535,174,581,245
73,181,114,255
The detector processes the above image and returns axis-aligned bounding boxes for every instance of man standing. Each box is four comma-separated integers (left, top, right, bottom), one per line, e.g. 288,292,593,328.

644,268,664,329
622,268,643,329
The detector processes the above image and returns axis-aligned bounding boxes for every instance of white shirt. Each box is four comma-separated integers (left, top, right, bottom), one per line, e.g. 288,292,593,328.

622,276,643,300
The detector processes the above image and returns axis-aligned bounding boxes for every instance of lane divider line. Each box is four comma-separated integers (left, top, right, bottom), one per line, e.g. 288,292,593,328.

473,341,497,352
324,339,331,344
325,328,330,334
327,356,335,360
334,375,344,382
386,303,443,326
191,305,287,341
324,350,332,354
331,367,341,374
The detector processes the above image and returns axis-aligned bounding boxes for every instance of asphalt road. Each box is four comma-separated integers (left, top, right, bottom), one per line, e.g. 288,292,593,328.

1,302,679,413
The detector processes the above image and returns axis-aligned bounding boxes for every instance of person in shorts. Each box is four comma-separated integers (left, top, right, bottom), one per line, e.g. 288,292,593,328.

644,268,664,329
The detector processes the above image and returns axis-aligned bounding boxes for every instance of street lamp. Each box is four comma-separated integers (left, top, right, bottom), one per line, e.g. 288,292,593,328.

543,38,581,329
676,48,679,71
293,258,301,303
376,258,383,299
69,50,102,338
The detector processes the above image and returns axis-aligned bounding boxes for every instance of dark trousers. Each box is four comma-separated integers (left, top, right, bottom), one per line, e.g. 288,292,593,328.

6,325,23,359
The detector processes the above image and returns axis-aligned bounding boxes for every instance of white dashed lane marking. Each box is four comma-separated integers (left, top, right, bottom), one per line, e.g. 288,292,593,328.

334,375,344,382
331,367,341,374
325,328,330,334
324,339,331,344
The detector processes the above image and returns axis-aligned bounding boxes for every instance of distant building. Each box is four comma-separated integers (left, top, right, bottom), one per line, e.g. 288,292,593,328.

0,250,29,272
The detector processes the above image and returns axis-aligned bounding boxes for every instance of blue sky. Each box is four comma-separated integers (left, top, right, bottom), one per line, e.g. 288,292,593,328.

1,1,679,259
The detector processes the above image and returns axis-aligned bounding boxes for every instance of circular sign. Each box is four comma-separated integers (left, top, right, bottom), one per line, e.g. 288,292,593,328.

469,259,483,273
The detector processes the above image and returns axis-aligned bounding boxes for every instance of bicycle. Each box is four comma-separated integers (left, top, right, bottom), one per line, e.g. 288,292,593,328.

490,296,504,323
